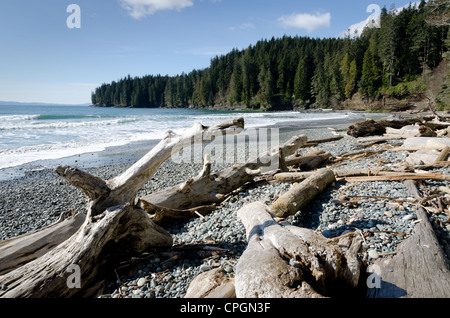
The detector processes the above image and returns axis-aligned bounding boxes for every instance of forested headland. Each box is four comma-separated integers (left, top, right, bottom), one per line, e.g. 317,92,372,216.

91,1,449,111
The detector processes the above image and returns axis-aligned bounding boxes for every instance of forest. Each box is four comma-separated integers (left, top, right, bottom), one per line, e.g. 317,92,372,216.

91,1,449,110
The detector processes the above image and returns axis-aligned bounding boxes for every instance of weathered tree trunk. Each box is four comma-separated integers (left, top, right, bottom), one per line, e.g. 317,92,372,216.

0,210,85,276
235,202,361,298
341,172,450,182
140,135,308,211
269,168,336,218
347,116,449,138
366,180,450,298
0,118,244,298
384,125,437,138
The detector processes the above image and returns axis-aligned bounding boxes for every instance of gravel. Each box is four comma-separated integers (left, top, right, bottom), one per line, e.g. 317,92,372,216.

1,113,449,298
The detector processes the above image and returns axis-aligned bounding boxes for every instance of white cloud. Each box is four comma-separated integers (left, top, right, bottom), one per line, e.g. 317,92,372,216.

278,12,331,32
120,0,194,19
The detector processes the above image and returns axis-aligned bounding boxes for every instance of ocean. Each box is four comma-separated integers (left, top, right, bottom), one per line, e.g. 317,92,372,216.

0,104,356,176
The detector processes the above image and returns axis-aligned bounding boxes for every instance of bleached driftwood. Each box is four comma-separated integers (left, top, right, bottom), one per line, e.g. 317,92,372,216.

366,180,450,298
184,267,236,298
140,135,308,211
0,118,244,298
341,172,450,182
235,202,362,298
347,116,449,138
0,210,85,276
269,168,336,218
385,125,437,138
401,137,450,149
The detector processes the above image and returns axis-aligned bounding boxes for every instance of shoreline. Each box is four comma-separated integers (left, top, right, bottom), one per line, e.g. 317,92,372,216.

0,110,391,182
4,110,448,299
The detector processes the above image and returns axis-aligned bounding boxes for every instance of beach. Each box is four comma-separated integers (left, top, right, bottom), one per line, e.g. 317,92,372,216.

1,111,449,298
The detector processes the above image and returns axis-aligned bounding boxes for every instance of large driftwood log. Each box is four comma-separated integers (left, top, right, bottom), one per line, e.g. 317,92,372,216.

269,168,336,218
0,210,85,276
140,135,308,211
347,116,449,138
235,202,361,298
0,118,244,298
385,125,437,138
366,180,450,298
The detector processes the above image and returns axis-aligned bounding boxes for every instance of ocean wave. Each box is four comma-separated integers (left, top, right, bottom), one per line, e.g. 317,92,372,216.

0,116,143,131
0,114,41,121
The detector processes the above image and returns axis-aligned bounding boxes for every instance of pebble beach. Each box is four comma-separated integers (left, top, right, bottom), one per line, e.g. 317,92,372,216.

1,111,449,298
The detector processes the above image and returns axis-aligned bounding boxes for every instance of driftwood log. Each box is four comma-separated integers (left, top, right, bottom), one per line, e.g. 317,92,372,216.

269,168,336,218
0,118,244,298
366,180,450,298
235,202,362,298
347,116,450,138
0,210,85,276
139,135,308,211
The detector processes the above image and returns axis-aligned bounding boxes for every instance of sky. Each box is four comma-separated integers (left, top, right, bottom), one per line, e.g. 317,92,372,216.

0,0,423,105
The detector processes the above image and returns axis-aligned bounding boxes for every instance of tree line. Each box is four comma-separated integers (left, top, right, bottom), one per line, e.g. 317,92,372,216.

91,1,449,110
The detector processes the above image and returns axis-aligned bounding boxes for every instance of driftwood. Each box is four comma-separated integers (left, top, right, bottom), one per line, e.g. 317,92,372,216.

0,210,85,276
385,125,437,138
139,201,217,224
140,135,308,211
341,172,450,182
235,202,362,298
184,267,236,298
269,169,336,218
0,118,244,298
347,116,449,138
366,180,450,298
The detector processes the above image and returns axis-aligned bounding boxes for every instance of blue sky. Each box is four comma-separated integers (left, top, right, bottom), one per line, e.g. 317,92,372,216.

0,0,422,104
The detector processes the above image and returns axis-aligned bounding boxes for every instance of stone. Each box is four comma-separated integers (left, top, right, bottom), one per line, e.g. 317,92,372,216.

368,249,380,259
403,214,414,222
137,277,147,288
199,264,212,272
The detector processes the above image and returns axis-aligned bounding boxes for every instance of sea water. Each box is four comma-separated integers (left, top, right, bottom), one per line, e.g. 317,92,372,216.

0,104,354,172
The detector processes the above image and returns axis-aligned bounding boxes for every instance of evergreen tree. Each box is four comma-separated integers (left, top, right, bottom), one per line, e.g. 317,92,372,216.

90,8,448,109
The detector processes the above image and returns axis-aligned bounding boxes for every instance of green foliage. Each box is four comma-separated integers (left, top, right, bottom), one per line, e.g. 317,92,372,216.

91,3,448,108
381,77,427,97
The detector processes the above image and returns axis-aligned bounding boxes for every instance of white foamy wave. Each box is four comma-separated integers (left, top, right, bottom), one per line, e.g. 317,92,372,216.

0,130,167,170
0,109,354,170
0,117,143,131
0,114,40,121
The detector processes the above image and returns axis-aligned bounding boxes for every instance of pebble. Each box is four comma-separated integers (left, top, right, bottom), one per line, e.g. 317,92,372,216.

137,277,146,287
368,249,380,259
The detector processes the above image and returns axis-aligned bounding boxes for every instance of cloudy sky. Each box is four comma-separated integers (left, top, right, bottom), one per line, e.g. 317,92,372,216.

0,0,422,104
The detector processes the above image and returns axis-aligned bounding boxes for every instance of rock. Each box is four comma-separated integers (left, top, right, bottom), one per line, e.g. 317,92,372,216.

223,265,234,273
137,277,147,288
133,289,142,295
199,264,212,272
368,249,380,259
403,214,414,222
